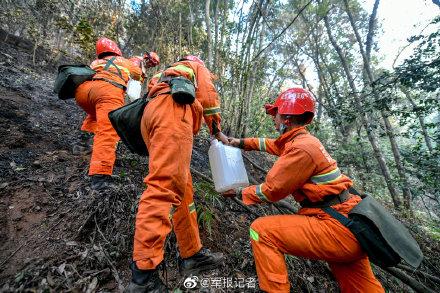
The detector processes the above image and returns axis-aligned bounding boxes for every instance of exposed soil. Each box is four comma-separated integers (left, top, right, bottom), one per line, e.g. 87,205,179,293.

0,31,439,292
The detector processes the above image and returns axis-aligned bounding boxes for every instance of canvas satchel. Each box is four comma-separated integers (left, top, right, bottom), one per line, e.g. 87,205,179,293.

322,194,423,268
108,97,148,156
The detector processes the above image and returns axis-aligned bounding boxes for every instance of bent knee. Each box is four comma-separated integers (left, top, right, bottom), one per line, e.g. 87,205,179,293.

250,218,268,242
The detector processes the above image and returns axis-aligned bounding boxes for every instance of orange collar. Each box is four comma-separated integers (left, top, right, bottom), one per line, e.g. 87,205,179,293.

275,126,308,149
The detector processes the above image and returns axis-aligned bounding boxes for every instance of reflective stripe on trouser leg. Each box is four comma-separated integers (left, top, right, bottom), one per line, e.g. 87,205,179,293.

173,171,202,258
250,217,290,293
133,94,197,269
250,214,384,293
250,228,259,241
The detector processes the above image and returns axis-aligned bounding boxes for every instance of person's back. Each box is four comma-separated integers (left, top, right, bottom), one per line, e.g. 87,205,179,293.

90,56,142,88
148,57,223,135
126,55,228,292
224,87,384,293
74,37,158,190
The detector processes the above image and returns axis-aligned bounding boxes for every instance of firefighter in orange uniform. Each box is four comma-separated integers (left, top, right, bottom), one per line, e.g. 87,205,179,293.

75,37,159,190
223,87,384,293
126,56,228,292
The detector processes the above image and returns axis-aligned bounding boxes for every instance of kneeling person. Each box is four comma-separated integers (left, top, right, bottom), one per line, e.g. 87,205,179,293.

224,88,384,293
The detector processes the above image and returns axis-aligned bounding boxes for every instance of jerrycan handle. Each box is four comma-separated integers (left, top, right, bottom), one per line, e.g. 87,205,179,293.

210,136,220,146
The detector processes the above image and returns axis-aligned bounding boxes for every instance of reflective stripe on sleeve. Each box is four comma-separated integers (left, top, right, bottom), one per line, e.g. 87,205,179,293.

256,184,270,202
258,138,267,152
203,107,221,116
189,202,196,213
311,168,342,185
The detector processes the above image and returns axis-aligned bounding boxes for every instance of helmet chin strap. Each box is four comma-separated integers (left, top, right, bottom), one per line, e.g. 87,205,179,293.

141,61,147,75
278,124,286,134
279,123,289,134
278,118,292,134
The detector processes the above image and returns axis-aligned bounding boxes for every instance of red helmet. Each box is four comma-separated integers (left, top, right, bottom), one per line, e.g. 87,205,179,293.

182,55,205,67
96,37,122,57
129,56,143,67
143,52,160,68
265,87,315,117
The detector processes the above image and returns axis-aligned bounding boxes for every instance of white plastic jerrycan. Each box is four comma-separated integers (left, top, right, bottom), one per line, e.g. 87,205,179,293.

126,79,142,102
208,139,249,193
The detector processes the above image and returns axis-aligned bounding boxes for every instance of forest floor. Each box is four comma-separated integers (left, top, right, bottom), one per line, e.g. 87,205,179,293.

0,31,439,292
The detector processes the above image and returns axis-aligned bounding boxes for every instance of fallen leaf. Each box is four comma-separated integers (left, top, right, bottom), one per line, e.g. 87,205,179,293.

85,277,98,293
57,263,66,275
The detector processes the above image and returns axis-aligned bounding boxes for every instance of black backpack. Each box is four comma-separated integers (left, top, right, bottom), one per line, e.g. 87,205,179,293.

53,64,96,100
108,97,149,156
53,57,124,100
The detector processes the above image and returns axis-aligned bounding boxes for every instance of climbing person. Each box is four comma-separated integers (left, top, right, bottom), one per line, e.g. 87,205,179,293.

129,52,160,71
129,51,160,88
222,87,384,293
128,52,160,100
125,55,228,292
74,37,159,190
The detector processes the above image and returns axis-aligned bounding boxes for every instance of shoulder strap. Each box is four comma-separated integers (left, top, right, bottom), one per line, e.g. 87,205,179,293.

104,57,123,78
322,207,352,226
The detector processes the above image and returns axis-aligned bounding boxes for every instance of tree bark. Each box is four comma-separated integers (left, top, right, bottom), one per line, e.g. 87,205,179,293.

32,39,39,66
365,0,380,63
323,14,401,208
189,1,193,47
213,0,220,70
205,0,213,68
344,0,411,209
384,267,436,293
179,12,182,57
402,89,434,153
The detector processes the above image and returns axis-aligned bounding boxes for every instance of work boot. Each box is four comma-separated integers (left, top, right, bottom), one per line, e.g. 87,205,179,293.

124,262,168,293
178,247,224,275
90,174,115,190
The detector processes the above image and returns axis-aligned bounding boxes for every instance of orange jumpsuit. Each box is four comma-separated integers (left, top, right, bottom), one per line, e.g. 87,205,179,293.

75,56,142,175
133,60,222,270
240,127,384,293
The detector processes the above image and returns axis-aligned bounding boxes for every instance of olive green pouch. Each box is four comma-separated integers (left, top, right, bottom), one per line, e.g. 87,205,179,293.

169,76,196,104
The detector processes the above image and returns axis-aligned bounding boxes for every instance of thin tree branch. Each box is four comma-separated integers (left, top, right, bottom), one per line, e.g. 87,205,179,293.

250,0,313,63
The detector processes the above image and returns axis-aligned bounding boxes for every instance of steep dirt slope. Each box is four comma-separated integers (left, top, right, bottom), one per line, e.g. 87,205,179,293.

0,33,439,292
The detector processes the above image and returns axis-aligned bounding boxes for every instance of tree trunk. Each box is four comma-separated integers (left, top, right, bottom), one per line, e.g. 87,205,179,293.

218,1,227,75
213,0,220,70
179,12,182,57
189,0,193,47
381,112,412,209
402,89,434,153
344,0,411,209
32,39,39,66
205,0,212,68
242,4,265,137
365,0,380,63
324,15,401,209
